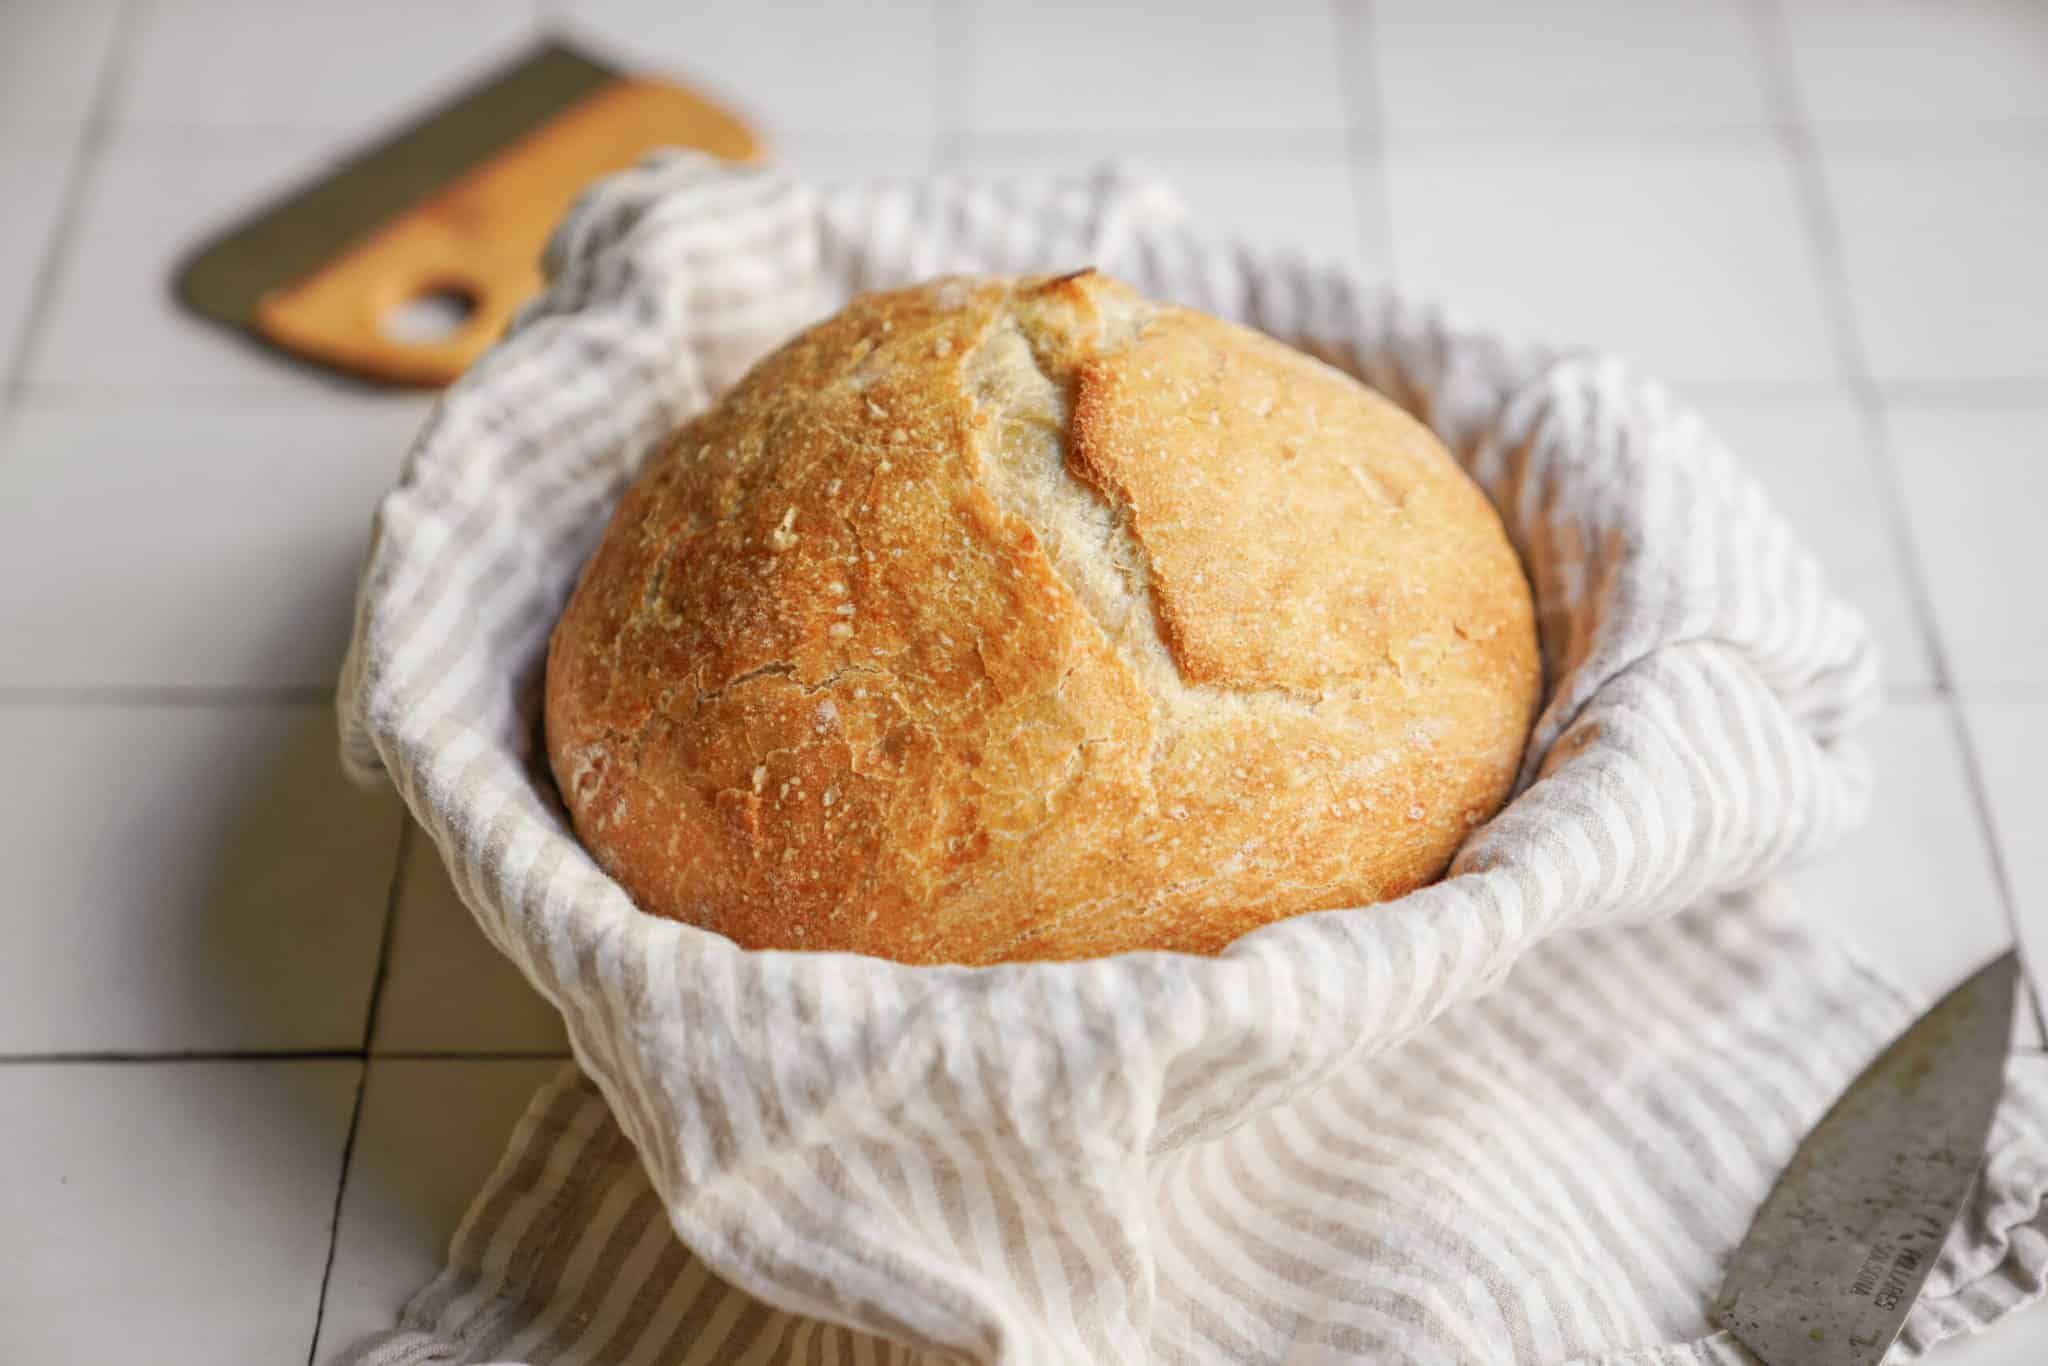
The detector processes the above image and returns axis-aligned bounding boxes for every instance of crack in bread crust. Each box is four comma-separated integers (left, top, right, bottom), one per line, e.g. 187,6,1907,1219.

961,278,1468,780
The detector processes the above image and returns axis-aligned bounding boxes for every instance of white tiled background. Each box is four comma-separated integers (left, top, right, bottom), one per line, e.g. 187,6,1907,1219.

0,1,2043,1362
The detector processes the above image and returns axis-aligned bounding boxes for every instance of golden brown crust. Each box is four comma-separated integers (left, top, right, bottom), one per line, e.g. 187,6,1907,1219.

545,270,1540,964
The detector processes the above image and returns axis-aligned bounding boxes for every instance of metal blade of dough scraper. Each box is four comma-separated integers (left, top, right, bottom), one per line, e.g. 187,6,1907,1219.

177,42,619,334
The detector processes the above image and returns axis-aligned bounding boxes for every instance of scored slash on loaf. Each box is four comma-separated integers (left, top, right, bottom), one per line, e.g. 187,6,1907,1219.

544,270,1540,964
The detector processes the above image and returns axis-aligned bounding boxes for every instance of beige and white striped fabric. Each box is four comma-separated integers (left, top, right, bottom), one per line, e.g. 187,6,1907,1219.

348,896,2048,1366
335,156,2048,1364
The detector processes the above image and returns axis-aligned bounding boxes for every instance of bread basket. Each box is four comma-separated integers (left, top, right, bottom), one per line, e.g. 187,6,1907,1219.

338,154,1877,1360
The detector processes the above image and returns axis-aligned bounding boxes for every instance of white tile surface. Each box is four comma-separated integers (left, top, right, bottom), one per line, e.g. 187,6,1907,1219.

1692,395,1934,690
961,0,1346,134
1931,1310,2048,1365
0,399,423,688
0,1060,357,1365
558,0,938,136
770,130,937,188
0,0,121,129
372,831,571,1056
0,139,79,381
0,704,400,1052
1385,138,1839,384
1823,147,2048,386
23,128,368,396
1372,0,1774,134
1788,702,2015,1008
949,134,1384,276
1965,701,2048,1045
1888,400,2048,689
314,1058,562,1362
1784,0,2048,126
113,0,538,133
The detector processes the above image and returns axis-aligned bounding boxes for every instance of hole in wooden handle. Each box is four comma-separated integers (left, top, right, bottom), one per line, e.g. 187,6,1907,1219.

380,282,482,346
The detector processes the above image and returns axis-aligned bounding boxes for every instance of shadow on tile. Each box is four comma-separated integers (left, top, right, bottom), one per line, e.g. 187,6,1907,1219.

195,699,398,1037
373,826,572,1056
0,698,396,1054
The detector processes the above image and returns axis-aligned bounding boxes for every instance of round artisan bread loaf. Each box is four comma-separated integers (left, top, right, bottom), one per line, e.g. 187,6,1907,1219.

545,270,1540,964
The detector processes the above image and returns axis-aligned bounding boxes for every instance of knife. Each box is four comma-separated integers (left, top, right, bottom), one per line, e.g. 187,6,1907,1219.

1712,950,2021,1365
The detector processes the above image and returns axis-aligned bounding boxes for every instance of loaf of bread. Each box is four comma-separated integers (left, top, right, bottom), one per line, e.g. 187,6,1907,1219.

545,270,1539,964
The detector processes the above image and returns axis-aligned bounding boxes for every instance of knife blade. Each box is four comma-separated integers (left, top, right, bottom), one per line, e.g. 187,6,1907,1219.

1712,950,2019,1366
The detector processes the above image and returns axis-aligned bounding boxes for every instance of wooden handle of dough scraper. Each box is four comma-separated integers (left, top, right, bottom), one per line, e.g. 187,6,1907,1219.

254,78,761,387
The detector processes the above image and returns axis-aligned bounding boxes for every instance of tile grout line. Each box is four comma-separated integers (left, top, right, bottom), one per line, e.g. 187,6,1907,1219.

0,683,336,707
1,0,144,408
376,1050,575,1061
932,0,967,168
306,804,413,1362
0,1049,360,1065
1681,376,2048,408
1745,0,1950,696
304,1059,370,1366
1331,0,1396,283
357,819,417,1056
0,1050,574,1065
1943,702,2048,1043
1751,0,2048,1044
935,128,1360,154
1868,377,2048,407
8,378,423,409
1931,682,2048,705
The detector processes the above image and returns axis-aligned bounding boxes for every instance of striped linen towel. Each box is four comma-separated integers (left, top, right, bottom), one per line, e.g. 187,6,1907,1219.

335,156,2048,1364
